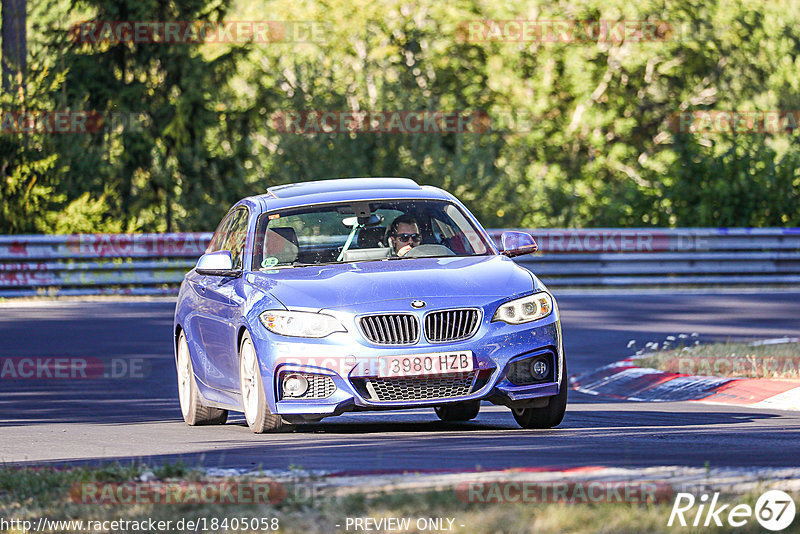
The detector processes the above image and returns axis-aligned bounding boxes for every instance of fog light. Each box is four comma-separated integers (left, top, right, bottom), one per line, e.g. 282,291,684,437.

530,359,549,380
282,374,309,397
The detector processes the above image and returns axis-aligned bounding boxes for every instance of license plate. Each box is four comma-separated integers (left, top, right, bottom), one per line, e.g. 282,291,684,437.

379,351,474,378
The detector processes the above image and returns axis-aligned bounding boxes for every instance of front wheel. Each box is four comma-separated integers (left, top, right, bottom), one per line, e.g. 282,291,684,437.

511,360,568,429
239,331,284,433
176,331,228,426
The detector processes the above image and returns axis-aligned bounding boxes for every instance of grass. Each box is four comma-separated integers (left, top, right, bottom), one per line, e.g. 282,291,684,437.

1,465,798,533
0,463,144,507
634,340,800,379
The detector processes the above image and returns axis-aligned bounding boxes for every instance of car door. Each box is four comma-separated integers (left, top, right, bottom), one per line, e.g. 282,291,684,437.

193,207,249,392
183,210,235,386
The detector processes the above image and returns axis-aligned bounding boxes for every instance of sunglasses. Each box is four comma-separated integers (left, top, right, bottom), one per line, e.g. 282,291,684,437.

395,233,422,243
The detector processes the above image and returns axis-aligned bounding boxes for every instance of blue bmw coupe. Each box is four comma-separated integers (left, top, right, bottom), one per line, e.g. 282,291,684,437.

174,177,566,432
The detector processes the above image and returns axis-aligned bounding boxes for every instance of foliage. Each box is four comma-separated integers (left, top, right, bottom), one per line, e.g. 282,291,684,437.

24,0,257,232
1,0,799,233
0,64,65,233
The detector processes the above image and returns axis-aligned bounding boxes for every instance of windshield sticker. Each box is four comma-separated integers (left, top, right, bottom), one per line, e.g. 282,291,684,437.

261,257,279,268
268,213,281,220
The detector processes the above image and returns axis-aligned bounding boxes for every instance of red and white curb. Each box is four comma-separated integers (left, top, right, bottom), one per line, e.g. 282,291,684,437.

570,359,800,411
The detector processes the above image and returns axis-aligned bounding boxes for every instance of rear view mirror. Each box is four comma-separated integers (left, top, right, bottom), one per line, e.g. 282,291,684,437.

500,231,538,257
342,213,384,228
196,250,241,276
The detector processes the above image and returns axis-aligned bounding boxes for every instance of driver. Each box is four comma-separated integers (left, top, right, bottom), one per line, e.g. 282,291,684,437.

386,214,422,257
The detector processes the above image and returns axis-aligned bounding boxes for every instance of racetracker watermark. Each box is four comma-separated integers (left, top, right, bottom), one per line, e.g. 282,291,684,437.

0,357,150,380
71,481,287,505
1,517,279,532
456,481,674,504
487,229,713,253
668,111,800,134
70,21,329,44
458,20,675,43
0,110,103,134
270,111,491,134
0,111,154,136
62,233,210,257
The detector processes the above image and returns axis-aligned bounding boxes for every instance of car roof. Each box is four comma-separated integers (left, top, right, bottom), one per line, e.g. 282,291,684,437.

267,177,421,198
244,177,455,212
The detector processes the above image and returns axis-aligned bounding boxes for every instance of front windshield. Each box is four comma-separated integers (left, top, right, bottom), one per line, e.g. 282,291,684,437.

253,199,492,269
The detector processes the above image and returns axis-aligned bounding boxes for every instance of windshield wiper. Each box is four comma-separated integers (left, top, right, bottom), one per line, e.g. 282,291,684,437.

290,261,333,267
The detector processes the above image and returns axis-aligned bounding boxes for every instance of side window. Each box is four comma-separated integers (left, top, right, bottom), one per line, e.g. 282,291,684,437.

221,209,249,270
207,211,236,253
444,204,488,254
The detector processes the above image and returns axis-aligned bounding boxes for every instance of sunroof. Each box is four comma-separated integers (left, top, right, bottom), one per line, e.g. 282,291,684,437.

267,177,421,198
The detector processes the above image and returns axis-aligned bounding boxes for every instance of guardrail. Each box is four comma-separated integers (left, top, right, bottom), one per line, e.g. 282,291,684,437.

0,228,798,297
488,228,800,287
0,234,211,297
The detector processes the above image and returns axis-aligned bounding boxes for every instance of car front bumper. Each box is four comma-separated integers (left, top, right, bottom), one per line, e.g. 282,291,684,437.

251,311,564,417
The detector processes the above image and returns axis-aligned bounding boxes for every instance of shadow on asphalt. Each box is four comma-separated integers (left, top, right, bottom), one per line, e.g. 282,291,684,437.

257,409,779,434
9,407,793,472
0,380,781,429
0,373,180,426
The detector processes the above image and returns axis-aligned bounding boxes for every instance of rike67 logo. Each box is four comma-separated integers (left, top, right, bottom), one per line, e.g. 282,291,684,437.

668,490,796,531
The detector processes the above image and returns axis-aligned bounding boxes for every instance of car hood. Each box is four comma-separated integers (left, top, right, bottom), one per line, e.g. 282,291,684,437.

245,255,534,310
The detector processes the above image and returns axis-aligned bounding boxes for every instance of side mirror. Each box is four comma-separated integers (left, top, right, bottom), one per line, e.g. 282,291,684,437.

500,231,538,257
196,250,241,277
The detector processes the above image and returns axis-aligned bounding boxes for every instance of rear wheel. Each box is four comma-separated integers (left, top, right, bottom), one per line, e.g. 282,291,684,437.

511,360,568,429
239,331,284,433
435,401,481,422
176,331,228,426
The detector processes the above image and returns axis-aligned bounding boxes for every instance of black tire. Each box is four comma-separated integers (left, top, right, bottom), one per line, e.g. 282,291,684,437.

435,400,481,422
176,331,228,426
511,360,568,429
239,331,284,433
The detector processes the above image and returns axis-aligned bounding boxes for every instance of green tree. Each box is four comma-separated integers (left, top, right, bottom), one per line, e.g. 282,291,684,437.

43,0,256,232
3,0,800,233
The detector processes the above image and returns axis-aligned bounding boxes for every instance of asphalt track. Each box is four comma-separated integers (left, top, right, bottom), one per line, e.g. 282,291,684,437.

1,291,799,472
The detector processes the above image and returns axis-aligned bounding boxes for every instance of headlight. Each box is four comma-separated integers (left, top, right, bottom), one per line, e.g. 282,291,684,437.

259,310,346,338
492,292,553,325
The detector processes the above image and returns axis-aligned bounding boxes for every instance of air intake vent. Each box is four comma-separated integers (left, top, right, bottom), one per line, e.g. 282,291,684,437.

360,314,420,345
359,372,478,402
280,373,336,400
425,309,480,342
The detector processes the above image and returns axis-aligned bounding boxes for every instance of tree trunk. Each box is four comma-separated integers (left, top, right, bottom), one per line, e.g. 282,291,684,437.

1,0,27,93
